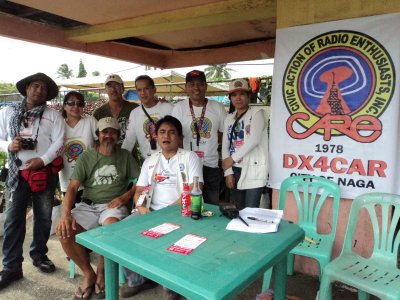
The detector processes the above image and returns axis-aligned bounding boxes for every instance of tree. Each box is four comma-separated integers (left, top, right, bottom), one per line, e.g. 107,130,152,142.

56,64,73,79
204,64,234,81
92,71,100,76
0,82,16,93
77,59,87,78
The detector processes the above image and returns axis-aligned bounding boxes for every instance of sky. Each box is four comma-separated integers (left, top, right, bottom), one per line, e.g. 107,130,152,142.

0,36,274,84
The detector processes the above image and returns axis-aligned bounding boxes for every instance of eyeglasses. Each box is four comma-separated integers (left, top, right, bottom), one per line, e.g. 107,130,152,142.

65,100,85,107
106,83,122,89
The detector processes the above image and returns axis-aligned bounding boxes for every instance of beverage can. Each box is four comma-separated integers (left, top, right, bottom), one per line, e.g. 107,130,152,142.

181,185,191,216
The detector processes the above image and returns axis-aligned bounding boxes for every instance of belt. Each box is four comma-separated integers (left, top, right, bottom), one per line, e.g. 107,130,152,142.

81,198,94,205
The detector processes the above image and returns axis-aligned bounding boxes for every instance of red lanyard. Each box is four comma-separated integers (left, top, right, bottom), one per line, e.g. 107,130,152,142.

189,99,208,147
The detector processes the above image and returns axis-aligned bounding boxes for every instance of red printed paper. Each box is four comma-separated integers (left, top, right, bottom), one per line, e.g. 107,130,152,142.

167,234,207,255
141,223,182,238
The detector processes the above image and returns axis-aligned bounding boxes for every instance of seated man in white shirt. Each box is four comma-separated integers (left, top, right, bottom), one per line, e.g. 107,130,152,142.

120,115,203,300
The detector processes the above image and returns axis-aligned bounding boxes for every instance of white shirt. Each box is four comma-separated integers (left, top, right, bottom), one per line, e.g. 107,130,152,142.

122,102,173,157
59,116,98,192
223,109,265,171
0,106,65,167
137,151,203,210
171,99,226,168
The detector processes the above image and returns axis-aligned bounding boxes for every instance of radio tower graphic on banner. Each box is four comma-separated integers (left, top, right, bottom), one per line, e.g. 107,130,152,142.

327,72,345,115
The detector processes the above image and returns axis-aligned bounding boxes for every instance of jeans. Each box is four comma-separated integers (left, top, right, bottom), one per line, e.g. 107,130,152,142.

202,166,221,205
123,267,147,287
2,173,57,271
232,167,263,210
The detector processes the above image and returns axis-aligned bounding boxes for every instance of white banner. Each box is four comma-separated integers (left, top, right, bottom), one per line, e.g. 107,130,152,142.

269,13,400,199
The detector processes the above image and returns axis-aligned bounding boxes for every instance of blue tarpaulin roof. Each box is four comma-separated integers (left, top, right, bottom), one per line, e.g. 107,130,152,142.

124,90,139,101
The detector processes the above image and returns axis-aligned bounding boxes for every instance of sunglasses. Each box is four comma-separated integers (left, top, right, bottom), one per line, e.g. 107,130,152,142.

65,100,85,107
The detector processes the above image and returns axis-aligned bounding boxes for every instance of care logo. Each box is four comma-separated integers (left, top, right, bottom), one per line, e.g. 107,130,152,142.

191,117,212,139
65,140,86,162
283,30,395,142
143,117,160,134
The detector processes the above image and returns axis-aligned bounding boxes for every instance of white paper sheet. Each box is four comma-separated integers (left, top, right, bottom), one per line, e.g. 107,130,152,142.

226,207,284,233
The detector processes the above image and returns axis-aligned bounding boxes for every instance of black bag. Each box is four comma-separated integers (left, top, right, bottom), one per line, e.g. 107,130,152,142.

220,204,239,219
0,167,8,182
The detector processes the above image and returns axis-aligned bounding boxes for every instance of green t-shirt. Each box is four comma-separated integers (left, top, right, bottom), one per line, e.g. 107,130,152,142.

71,148,140,204
93,101,138,146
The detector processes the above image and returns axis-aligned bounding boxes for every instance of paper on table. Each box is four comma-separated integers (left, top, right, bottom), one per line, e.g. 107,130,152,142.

226,207,284,233
167,234,207,255
141,222,182,238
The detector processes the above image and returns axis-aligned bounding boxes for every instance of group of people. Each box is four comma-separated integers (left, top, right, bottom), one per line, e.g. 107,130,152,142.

0,69,269,300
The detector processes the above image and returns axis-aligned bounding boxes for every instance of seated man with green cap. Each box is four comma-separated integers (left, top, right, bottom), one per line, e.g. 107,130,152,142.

56,117,140,300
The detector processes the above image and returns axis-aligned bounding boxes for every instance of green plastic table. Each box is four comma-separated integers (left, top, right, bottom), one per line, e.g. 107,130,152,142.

76,204,304,300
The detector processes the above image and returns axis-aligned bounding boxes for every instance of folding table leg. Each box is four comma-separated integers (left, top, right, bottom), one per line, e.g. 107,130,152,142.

273,256,288,300
262,268,273,291
104,257,119,300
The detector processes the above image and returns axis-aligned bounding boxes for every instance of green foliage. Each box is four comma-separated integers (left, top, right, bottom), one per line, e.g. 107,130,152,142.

204,64,234,81
259,76,273,106
0,152,7,166
0,82,17,94
57,64,74,79
81,91,99,102
92,71,100,76
77,59,87,78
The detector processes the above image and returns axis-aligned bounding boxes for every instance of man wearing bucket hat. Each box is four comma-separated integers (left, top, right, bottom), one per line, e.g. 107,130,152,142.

56,117,140,299
171,70,226,205
0,73,65,289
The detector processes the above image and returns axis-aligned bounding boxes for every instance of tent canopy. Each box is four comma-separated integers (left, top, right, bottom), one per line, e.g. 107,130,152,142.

57,70,228,96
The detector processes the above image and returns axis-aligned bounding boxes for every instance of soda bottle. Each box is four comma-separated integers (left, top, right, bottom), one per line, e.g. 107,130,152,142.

181,184,191,216
190,176,202,220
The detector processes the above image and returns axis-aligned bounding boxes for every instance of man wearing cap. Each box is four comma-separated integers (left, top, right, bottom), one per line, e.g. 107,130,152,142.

122,75,173,159
0,73,65,289
56,117,140,300
93,74,138,148
171,70,226,205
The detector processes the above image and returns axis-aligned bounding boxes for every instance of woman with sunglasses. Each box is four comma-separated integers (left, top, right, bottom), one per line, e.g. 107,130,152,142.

221,78,269,210
59,91,97,202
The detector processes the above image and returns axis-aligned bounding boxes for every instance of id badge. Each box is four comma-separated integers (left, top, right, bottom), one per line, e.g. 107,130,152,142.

234,140,244,148
194,151,204,165
137,185,151,206
194,151,204,158
20,119,34,137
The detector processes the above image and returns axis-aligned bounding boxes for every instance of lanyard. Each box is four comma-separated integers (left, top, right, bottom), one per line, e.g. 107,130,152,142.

229,108,248,152
141,105,157,150
189,99,208,147
21,110,44,141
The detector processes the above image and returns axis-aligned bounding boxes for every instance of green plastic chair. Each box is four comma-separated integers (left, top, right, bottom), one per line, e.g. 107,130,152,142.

262,175,340,291
318,193,400,300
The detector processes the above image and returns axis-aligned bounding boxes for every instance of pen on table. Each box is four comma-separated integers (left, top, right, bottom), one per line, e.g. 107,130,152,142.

238,216,249,227
247,216,274,224
304,236,318,244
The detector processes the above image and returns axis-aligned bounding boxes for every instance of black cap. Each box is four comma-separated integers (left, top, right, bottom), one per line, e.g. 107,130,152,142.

186,70,206,83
